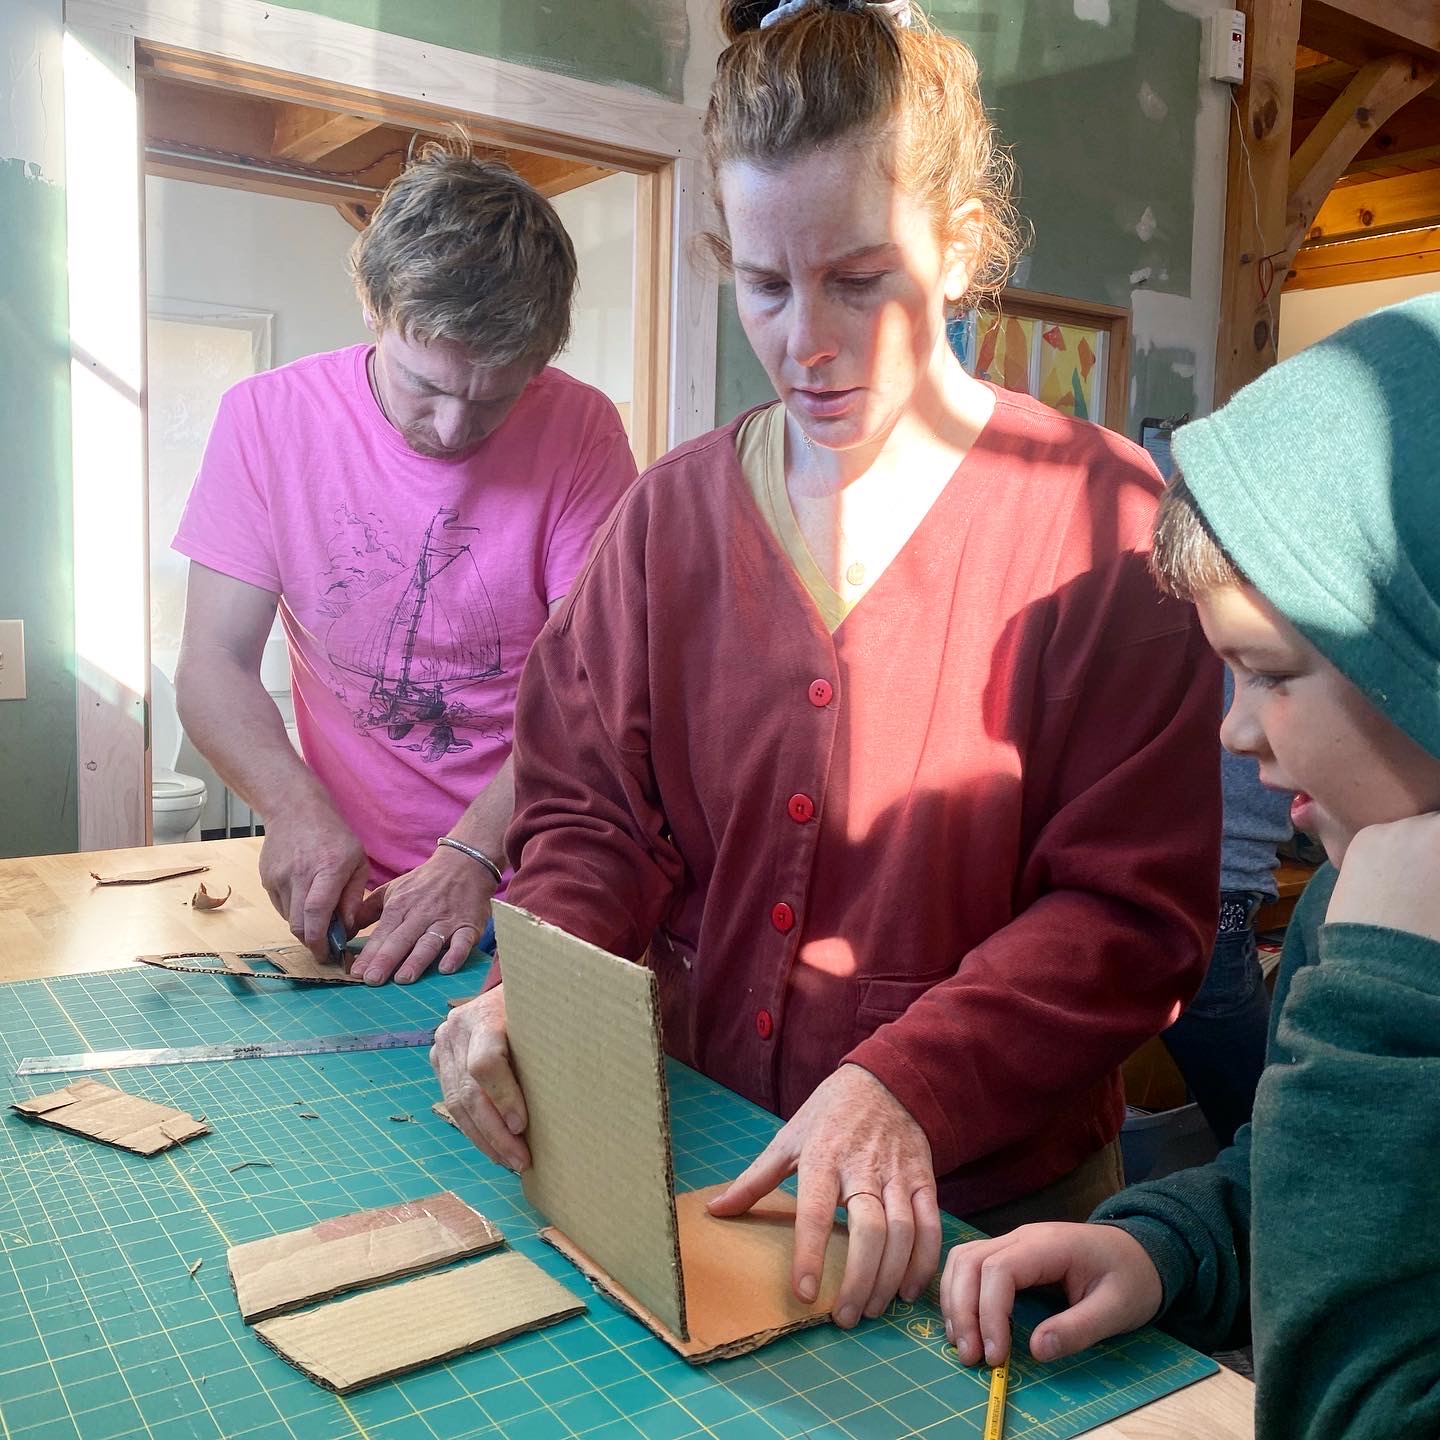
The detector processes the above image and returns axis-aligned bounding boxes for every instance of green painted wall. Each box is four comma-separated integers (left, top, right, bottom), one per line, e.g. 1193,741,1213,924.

274,0,692,100
0,156,77,858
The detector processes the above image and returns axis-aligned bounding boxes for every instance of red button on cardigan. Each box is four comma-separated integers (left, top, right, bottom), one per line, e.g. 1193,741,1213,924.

807,679,833,707
770,901,796,933
787,793,815,823
755,1009,774,1040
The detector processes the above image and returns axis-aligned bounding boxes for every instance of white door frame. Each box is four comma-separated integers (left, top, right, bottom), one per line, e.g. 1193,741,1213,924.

63,0,718,851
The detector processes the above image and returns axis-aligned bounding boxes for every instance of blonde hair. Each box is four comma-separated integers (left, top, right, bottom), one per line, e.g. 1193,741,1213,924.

705,0,1022,305
349,143,577,366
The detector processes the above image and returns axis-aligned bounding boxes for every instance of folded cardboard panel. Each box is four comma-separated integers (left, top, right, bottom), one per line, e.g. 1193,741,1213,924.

12,1079,209,1155
227,1191,504,1322
494,901,687,1340
254,1252,585,1392
543,1183,847,1363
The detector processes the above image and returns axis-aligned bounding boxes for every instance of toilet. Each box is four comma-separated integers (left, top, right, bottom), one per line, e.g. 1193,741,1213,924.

151,664,208,844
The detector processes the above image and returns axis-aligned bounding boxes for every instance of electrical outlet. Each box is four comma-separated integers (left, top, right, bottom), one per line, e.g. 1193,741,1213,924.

0,620,27,701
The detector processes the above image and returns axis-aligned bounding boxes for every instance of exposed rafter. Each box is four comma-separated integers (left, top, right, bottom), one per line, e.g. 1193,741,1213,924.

1302,0,1440,67
273,108,380,163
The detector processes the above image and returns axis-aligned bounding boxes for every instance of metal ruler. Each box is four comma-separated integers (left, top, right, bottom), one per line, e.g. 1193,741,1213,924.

14,1029,437,1077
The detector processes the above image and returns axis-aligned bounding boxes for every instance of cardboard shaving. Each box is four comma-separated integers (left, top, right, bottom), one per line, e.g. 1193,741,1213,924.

432,1101,455,1126
137,945,361,984
228,1191,505,1323
227,1159,272,1173
253,1252,584,1392
12,1079,209,1156
191,881,232,910
298,1112,320,1120
91,863,209,885
188,1258,204,1279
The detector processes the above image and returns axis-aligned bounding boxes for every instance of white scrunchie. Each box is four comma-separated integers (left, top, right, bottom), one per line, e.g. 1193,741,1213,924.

760,0,913,29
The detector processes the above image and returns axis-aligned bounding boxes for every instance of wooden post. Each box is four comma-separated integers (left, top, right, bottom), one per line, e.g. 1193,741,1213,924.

1214,0,1302,407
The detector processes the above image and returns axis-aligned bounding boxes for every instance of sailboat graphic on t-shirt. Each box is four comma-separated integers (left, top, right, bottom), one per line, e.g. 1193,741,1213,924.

326,506,503,761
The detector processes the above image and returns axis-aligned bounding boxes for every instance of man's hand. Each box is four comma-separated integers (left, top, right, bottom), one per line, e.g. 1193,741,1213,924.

258,803,368,962
350,845,496,985
430,985,531,1171
940,1222,1163,1367
1327,813,1440,943
706,1064,942,1328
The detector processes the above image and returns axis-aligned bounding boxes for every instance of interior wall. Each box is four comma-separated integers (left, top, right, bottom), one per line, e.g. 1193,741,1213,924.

548,172,638,423
0,0,75,860
1279,274,1440,360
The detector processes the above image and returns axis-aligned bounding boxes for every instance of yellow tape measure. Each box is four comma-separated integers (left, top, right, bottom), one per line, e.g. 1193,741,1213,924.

983,1359,1010,1440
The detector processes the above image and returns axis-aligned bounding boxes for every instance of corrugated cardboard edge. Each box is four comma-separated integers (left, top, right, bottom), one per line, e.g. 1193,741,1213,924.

137,947,361,984
495,900,688,1341
227,1191,505,1322
91,864,209,885
12,1079,210,1156
253,1252,586,1393
539,1222,829,1365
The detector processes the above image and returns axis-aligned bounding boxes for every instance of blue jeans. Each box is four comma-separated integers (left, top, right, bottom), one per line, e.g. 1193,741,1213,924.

1161,898,1272,1148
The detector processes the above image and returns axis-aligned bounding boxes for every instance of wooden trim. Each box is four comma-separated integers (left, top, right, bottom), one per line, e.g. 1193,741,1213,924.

667,158,718,448
631,170,671,469
1284,54,1439,271
1214,0,1302,407
991,288,1132,433
68,0,705,166
64,27,152,850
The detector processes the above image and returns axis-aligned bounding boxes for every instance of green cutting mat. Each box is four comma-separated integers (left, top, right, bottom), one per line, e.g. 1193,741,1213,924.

0,965,1217,1440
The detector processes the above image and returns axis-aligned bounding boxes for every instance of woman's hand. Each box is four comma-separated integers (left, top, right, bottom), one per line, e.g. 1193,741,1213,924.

429,985,531,1172
350,845,496,985
1327,814,1440,943
706,1064,941,1327
940,1222,1163,1367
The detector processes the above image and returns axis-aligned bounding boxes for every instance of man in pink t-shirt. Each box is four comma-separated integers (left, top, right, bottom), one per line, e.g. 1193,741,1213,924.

173,150,636,985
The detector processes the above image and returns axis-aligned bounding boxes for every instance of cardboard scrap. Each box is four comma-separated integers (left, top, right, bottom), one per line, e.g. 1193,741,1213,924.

191,881,231,910
495,901,687,1341
227,1191,504,1322
90,863,209,885
253,1251,584,1393
12,1079,209,1155
543,1184,848,1364
432,1101,456,1127
136,945,360,984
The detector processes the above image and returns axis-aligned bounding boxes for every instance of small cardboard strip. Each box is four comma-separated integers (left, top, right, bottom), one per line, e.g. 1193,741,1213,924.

90,864,209,885
253,1252,585,1393
137,946,361,984
12,1079,209,1155
191,881,232,910
227,1191,504,1322
543,1184,847,1364
495,901,687,1341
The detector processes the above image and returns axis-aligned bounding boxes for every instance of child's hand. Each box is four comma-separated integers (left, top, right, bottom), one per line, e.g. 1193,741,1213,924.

939,1222,1163,1367
1327,814,1440,943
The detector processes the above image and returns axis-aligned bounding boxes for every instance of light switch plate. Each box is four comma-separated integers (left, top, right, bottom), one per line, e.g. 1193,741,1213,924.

0,620,27,700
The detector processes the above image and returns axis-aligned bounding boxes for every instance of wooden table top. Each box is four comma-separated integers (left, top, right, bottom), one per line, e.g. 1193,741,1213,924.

0,839,1255,1438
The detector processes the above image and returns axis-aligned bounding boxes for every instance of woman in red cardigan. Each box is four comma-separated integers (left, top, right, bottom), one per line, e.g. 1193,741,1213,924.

433,0,1220,1331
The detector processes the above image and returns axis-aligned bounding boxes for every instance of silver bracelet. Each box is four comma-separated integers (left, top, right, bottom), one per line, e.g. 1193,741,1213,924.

436,836,504,888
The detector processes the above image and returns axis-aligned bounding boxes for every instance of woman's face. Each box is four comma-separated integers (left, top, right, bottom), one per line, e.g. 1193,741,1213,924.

720,140,973,452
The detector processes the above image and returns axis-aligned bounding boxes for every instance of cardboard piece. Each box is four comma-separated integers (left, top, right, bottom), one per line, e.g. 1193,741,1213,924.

136,945,361,984
542,1183,847,1363
432,1101,456,1126
90,863,209,885
494,901,852,1362
254,1251,585,1393
495,902,687,1340
227,1191,504,1322
12,1079,209,1155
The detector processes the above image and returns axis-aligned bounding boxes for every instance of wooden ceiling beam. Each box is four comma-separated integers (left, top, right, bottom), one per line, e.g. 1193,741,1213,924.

1286,53,1440,261
146,152,384,212
273,106,382,163
1305,163,1440,244
1287,222,1440,289
1301,1,1440,67
506,152,613,198
1293,91,1440,175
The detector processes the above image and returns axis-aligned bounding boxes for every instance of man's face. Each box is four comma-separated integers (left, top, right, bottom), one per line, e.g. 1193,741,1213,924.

370,330,540,461
1196,582,1440,867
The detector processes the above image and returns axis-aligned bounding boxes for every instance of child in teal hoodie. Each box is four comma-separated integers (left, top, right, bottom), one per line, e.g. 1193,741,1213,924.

939,292,1440,1440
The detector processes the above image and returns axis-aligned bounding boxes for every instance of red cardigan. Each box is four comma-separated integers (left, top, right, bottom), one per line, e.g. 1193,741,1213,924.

504,390,1221,1215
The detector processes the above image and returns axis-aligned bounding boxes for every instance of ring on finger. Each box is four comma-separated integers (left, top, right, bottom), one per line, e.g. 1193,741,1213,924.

842,1190,883,1207
423,928,448,943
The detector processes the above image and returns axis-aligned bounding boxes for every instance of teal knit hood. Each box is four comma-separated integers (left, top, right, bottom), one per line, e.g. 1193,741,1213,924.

1172,292,1440,760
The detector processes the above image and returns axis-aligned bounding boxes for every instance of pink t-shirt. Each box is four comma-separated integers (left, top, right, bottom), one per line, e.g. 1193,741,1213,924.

174,344,637,884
